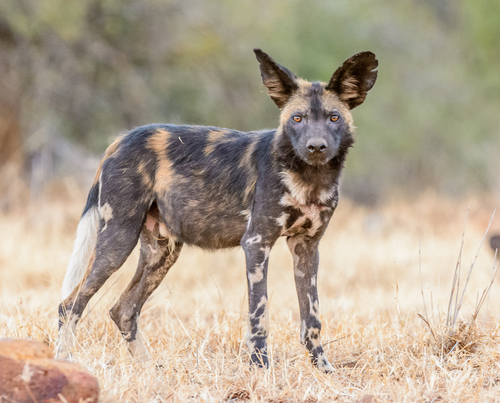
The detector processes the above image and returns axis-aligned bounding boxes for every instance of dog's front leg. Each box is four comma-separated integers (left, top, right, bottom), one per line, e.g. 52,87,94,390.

287,235,334,373
241,233,272,368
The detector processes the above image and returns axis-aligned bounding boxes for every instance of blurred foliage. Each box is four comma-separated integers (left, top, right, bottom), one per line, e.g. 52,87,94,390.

0,0,499,204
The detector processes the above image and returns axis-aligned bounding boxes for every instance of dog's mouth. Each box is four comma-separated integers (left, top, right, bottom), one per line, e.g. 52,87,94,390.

303,156,329,166
301,148,336,166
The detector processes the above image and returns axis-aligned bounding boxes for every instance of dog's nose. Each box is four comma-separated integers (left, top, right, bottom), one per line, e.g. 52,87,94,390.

306,138,327,153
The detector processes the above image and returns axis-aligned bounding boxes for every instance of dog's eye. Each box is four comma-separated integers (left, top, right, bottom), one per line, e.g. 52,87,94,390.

330,115,339,122
293,116,302,123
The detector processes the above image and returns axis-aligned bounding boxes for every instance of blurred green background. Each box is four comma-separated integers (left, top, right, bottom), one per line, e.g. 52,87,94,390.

1,0,499,206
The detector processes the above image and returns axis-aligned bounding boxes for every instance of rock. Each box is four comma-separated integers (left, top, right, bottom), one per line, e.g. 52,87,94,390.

0,339,99,403
0,338,53,360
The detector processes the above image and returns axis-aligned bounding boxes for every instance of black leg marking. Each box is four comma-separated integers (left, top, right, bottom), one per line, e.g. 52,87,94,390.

242,233,272,368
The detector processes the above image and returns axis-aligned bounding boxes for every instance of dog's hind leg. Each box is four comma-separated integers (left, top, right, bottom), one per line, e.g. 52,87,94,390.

110,207,182,361
56,196,150,360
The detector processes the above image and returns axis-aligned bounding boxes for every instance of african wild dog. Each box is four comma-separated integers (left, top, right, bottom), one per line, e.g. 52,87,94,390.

57,48,378,372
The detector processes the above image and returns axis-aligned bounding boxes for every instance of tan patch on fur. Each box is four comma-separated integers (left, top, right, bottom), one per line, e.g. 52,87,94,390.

138,160,153,190
148,129,173,196
158,223,169,238
306,327,322,349
276,78,355,132
279,79,312,127
279,192,296,208
248,247,270,289
255,296,269,331
294,205,323,237
338,75,360,104
281,189,330,238
318,186,338,205
280,170,338,210
239,209,251,221
308,293,320,320
239,138,259,204
243,176,257,205
203,129,231,156
286,236,303,276
322,90,355,130
280,170,311,206
248,263,265,286
239,137,258,168
248,296,269,331
246,295,269,352
263,76,293,108
276,212,289,227
92,135,124,187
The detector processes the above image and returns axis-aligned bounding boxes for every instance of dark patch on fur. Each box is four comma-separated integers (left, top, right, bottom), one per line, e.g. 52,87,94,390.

82,183,99,217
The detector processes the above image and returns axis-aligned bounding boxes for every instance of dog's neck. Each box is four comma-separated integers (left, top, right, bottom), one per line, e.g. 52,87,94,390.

272,128,353,206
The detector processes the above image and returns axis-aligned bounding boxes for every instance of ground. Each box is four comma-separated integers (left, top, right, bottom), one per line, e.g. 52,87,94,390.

1,186,499,402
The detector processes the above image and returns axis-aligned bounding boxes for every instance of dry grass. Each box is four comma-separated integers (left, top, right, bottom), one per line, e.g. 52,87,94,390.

1,186,500,402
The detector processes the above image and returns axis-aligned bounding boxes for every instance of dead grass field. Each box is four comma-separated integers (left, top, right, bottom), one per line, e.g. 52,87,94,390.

1,187,500,402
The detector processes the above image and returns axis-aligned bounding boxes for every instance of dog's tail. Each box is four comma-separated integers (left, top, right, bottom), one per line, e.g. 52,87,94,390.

60,185,100,301
60,137,123,301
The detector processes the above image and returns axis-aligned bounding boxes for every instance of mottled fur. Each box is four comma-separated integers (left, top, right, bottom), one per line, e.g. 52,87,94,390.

57,48,378,372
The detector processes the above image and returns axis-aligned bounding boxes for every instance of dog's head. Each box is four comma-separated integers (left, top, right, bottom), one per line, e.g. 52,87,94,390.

254,49,377,166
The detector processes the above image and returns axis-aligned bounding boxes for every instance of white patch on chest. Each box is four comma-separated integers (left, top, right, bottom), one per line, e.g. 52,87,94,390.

278,170,335,237
280,170,338,207
279,194,331,237
318,186,339,207
279,170,311,206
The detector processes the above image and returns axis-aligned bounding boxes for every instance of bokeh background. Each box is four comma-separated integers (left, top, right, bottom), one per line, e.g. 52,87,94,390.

1,2,500,400
1,0,499,208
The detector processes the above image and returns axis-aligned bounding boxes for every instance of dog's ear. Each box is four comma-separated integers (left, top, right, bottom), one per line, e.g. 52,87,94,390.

254,48,298,109
326,51,378,109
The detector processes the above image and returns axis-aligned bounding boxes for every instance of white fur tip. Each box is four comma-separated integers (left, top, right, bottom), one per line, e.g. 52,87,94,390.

61,207,99,300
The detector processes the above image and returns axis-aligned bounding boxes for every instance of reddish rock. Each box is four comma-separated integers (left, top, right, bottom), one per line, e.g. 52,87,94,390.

0,339,99,403
0,338,53,360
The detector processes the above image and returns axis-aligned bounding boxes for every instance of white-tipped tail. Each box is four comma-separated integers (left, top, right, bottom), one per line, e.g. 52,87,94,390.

61,207,100,300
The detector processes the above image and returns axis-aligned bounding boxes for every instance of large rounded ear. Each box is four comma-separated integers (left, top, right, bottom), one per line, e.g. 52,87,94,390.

254,48,298,109
326,51,378,109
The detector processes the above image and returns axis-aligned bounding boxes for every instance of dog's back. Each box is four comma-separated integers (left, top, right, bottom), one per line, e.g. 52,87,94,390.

105,124,277,249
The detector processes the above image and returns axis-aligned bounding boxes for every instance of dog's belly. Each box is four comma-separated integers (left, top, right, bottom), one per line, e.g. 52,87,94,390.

177,210,249,249
157,187,250,249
